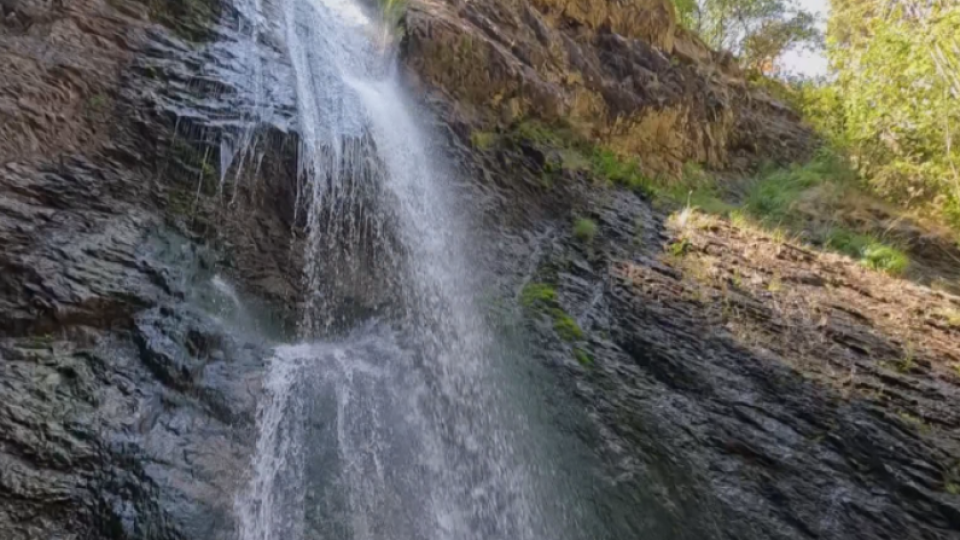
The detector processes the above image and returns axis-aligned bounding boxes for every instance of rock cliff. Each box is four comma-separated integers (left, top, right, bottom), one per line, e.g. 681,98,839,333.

1,0,957,539
403,0,812,176
1,1,296,537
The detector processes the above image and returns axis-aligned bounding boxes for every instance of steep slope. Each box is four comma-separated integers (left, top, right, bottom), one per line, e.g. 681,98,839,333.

0,1,299,538
400,0,960,538
1,0,958,538
403,0,812,176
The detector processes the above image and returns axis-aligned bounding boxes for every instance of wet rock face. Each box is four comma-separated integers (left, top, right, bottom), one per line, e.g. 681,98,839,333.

443,118,960,539
0,306,264,540
403,0,812,177
0,0,291,538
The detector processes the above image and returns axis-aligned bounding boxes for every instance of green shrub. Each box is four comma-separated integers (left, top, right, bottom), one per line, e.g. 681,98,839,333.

573,218,598,243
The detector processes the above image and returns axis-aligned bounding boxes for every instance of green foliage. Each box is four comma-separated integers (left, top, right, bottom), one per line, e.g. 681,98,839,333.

742,150,856,224
573,218,598,243
861,243,910,275
589,149,656,193
818,1,960,229
741,11,822,70
510,119,581,148
520,282,557,308
826,228,910,275
677,0,821,69
552,309,584,341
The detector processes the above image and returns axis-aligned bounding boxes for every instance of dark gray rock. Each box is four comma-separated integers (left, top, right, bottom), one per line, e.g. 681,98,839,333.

448,116,960,540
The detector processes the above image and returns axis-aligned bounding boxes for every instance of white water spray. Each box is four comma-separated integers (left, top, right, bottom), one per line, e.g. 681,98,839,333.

229,0,551,538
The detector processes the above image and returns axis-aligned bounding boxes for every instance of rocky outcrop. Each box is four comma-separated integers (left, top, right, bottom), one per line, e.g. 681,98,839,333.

403,0,813,177
2,0,956,539
438,103,960,538
0,0,298,538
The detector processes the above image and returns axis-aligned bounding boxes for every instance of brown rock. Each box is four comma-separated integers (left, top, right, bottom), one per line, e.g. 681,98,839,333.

403,0,813,177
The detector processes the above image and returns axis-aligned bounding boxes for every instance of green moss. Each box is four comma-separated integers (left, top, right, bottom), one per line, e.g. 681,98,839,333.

573,347,593,366
470,130,497,150
520,282,557,308
573,217,598,243
519,282,585,342
557,148,591,171
510,119,580,147
551,309,584,341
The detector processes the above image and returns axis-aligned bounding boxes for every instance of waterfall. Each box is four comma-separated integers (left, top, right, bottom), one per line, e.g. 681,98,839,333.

228,0,554,538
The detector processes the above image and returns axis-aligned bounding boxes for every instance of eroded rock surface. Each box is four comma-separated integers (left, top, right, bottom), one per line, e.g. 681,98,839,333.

0,1,293,538
404,0,812,176
2,0,957,538
443,110,960,539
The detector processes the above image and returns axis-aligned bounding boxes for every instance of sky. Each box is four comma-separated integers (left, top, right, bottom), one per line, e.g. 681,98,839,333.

777,0,830,77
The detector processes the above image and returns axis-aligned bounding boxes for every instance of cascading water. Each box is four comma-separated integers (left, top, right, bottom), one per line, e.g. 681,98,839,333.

226,0,566,538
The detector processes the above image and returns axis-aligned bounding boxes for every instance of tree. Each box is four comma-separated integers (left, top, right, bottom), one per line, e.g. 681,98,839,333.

677,0,822,70
826,0,960,217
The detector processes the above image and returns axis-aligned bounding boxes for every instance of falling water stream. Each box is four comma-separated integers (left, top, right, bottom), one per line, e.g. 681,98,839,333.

222,0,584,538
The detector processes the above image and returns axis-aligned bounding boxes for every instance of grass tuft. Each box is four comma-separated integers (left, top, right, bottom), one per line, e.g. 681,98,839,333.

861,243,910,275
668,237,691,257
573,218,598,243
826,228,909,275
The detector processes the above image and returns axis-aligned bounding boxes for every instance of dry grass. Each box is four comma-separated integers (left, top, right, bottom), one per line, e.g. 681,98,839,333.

660,208,960,416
